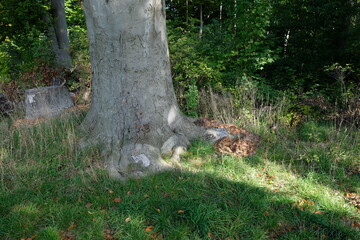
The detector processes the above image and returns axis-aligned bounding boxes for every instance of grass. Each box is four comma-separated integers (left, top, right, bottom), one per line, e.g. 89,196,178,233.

0,109,359,240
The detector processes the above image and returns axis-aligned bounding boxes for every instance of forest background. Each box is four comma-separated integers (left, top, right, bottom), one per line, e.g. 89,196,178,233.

0,0,359,121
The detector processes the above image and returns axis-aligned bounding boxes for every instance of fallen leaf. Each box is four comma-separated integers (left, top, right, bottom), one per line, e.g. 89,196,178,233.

156,209,161,213
264,211,270,216
85,203,93,208
314,211,323,214
145,226,154,232
163,193,169,197
125,217,131,222
104,229,115,239
177,210,184,213
144,194,149,198
114,198,121,203
108,190,114,194
105,234,114,239
208,232,213,238
127,191,132,195
67,222,77,231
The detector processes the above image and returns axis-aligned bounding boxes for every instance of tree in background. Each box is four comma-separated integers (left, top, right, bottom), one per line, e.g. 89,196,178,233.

0,0,73,85
48,0,72,69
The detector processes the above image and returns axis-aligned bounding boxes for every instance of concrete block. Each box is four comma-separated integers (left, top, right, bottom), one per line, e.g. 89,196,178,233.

25,86,74,119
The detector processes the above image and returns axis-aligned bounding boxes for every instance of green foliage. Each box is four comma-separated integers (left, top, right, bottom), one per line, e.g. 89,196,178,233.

168,0,278,92
0,0,54,84
168,23,222,89
324,63,358,106
184,83,199,117
297,121,329,143
266,0,360,94
222,0,277,73
65,0,88,57
0,0,48,42
0,48,11,82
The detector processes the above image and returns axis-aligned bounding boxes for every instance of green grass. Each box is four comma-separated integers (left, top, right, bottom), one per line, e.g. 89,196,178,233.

0,112,359,240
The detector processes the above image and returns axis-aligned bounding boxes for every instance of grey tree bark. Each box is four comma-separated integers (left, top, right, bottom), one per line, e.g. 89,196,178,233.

81,0,203,181
199,4,203,38
50,0,72,69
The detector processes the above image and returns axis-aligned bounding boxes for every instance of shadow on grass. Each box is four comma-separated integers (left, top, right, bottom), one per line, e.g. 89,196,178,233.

0,168,358,240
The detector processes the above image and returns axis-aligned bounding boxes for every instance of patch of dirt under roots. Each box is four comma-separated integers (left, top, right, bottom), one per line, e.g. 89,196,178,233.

194,117,260,157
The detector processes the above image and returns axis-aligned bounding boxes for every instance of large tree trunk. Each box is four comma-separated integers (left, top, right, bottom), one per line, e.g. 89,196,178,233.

82,0,203,181
50,0,72,69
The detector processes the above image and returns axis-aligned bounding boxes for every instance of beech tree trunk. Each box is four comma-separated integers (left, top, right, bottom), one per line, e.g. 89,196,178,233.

50,0,72,69
82,0,203,180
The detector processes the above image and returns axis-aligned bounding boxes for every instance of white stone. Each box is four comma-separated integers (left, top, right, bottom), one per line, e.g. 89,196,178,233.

132,154,151,167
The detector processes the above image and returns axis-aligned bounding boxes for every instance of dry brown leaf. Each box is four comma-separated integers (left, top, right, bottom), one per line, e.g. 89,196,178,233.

104,229,115,239
85,203,93,208
145,226,154,232
67,222,77,231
